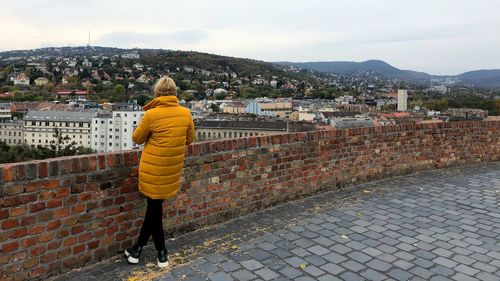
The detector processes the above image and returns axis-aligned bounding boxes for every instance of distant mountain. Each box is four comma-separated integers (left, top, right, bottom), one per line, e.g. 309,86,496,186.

275,60,500,88
275,60,432,81
457,70,500,88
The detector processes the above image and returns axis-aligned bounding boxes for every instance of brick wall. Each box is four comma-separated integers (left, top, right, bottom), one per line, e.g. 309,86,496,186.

0,121,499,280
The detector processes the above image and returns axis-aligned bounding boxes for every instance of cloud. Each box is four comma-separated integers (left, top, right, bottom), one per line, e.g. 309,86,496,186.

94,30,209,48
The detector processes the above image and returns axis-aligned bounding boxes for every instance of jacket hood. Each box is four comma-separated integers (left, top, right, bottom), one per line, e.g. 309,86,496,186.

143,96,179,111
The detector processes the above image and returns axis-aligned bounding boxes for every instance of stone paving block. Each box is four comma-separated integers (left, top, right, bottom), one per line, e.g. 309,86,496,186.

320,263,345,275
366,259,392,272
317,274,342,281
361,247,383,257
304,255,326,267
241,259,264,271
387,268,413,281
216,260,241,273
361,268,388,280
431,265,455,276
451,254,476,265
258,242,277,251
306,245,329,256
302,265,325,277
475,272,500,281
294,276,317,281
291,247,311,257
284,256,307,268
451,273,480,281
454,264,480,276
209,272,233,281
341,260,365,272
279,266,302,279
330,244,352,255
312,236,335,247
346,252,371,263
231,269,258,281
409,266,433,279
254,267,279,281
340,271,364,281
322,252,348,264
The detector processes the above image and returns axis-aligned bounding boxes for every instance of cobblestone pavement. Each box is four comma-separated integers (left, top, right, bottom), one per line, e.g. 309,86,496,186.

50,162,500,281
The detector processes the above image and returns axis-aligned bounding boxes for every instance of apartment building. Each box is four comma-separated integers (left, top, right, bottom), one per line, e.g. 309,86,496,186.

91,103,144,153
23,110,96,148
195,120,316,141
0,120,24,145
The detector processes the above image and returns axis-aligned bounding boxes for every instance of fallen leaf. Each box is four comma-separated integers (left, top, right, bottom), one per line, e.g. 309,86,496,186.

299,263,306,269
362,190,371,193
356,212,363,217
231,245,238,249
341,235,349,239
146,262,155,268
128,278,137,281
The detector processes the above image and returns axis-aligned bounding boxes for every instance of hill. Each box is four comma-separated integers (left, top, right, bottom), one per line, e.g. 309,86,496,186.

275,60,500,88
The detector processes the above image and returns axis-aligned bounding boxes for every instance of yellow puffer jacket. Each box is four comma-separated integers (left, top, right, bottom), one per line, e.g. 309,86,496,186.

132,96,195,199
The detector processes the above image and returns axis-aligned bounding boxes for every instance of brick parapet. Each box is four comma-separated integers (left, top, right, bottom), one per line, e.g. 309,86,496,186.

0,120,499,280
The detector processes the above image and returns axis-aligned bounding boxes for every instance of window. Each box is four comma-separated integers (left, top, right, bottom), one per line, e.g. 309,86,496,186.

101,121,105,124
109,121,113,124
109,135,112,139
65,123,69,127
79,123,83,127
124,143,127,147
94,142,97,145
100,135,104,138
95,134,98,138
80,135,82,139
115,136,119,139
125,113,127,117
109,128,112,132
109,142,112,146
31,121,35,125
45,122,49,126
94,127,97,131
95,120,98,124
124,129,127,132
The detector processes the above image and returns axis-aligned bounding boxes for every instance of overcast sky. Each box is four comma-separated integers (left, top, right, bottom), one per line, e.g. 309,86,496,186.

1,0,499,75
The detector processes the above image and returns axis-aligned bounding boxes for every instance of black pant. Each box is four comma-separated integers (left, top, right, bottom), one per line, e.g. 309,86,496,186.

137,198,166,251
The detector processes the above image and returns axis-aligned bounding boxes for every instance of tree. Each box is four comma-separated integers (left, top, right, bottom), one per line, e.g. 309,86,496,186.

49,128,78,157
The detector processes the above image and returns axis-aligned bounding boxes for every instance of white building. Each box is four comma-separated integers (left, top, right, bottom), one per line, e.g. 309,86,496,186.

23,110,96,148
91,104,144,153
0,120,24,145
0,103,12,121
397,90,408,112
121,53,140,59
13,73,30,86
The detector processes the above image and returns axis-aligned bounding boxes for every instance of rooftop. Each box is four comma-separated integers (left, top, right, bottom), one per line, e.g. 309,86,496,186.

24,110,97,122
50,162,500,281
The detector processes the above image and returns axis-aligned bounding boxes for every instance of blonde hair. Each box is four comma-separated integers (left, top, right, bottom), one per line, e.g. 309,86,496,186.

154,76,177,97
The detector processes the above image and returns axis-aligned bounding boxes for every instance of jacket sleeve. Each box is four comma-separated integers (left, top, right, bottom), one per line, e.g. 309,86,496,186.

186,116,195,145
132,113,151,145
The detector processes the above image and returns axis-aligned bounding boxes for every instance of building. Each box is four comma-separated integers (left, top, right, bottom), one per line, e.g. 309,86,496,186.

289,112,317,122
34,77,50,86
246,98,293,119
397,90,408,112
0,119,24,145
121,53,140,59
194,120,316,141
91,104,144,153
0,103,12,121
23,110,96,148
13,73,30,86
445,108,488,120
331,117,374,128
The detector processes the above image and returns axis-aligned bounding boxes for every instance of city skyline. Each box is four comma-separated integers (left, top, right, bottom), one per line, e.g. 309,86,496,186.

1,0,500,75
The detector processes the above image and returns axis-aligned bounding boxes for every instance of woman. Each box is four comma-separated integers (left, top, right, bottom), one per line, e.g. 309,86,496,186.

125,76,195,268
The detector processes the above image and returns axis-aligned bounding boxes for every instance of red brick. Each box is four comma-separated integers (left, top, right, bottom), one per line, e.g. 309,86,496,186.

71,203,85,214
3,196,21,207
79,232,93,243
3,165,14,182
72,244,85,255
47,198,62,209
55,208,70,218
63,237,78,247
29,202,46,213
38,162,48,178
2,241,18,252
20,215,36,226
47,241,61,250
0,209,9,220
87,241,99,249
21,237,37,249
47,219,61,231
29,245,46,256
71,225,84,235
39,231,54,243
55,187,70,198
1,219,19,230
25,181,43,192
11,251,27,262
31,266,45,278
23,257,39,269
20,193,37,204
11,227,28,239
4,185,24,196
44,179,59,189
28,224,45,235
